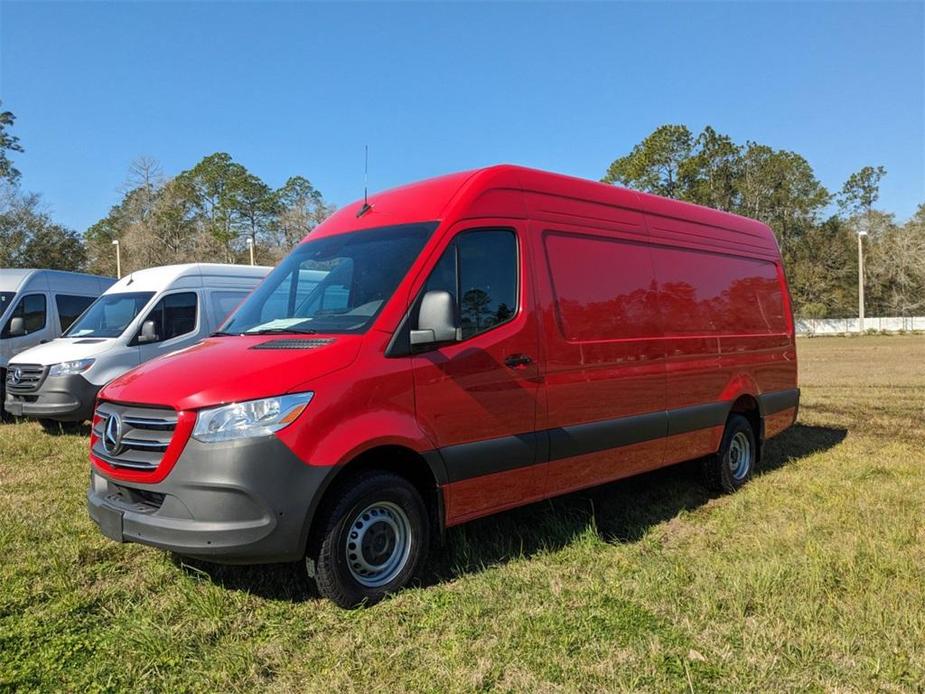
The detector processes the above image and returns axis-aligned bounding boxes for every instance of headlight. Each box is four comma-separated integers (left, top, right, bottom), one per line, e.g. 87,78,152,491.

192,392,313,443
49,359,95,377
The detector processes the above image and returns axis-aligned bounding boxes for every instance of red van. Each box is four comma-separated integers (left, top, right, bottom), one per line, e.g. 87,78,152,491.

87,166,798,607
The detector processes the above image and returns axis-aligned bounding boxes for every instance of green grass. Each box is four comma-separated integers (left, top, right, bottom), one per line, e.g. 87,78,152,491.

2,335,924,691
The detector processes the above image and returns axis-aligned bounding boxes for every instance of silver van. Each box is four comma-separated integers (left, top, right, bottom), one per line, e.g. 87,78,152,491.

5,264,269,426
1,269,115,416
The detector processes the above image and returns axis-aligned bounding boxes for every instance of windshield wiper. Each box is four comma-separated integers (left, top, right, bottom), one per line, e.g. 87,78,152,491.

244,327,319,335
209,331,238,337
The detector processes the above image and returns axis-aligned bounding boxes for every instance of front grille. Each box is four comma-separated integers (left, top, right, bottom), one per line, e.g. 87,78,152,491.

92,402,178,471
6,363,47,393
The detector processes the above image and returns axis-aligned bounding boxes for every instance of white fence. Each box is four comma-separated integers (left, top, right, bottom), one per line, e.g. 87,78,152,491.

795,316,925,336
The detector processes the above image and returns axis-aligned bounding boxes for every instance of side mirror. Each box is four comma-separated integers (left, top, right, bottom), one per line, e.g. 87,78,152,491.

410,290,458,348
138,320,158,344
8,316,25,337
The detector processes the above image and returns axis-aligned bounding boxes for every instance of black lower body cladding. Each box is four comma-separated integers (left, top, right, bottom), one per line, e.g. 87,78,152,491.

87,435,332,563
4,374,101,422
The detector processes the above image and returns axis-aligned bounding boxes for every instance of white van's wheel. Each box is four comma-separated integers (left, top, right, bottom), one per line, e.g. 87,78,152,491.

309,470,429,608
703,414,757,493
0,370,9,422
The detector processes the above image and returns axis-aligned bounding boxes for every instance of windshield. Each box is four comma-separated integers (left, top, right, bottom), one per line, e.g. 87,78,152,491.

220,223,436,335
65,292,155,338
0,292,14,317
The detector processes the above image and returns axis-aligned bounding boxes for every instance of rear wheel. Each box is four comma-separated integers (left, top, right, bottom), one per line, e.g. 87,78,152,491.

703,413,757,493
309,470,429,608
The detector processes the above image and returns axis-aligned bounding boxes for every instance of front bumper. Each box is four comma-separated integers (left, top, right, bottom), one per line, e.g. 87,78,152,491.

87,435,333,563
5,373,100,422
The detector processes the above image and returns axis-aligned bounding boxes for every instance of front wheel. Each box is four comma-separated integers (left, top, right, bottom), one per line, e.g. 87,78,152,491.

309,470,430,608
39,419,83,434
703,414,757,493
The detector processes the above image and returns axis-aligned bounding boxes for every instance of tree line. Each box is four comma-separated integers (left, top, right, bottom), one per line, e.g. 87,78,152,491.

603,125,925,318
82,153,332,275
1,105,923,317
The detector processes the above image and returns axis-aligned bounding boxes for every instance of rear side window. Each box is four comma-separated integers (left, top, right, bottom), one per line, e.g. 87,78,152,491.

55,294,95,332
210,291,249,325
422,229,518,340
141,292,198,343
1,294,46,337
651,246,785,335
544,232,659,341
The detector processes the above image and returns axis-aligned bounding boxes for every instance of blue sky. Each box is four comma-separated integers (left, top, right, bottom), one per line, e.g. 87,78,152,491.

1,1,922,232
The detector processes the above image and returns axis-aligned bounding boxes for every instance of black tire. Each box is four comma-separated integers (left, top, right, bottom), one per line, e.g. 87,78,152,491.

309,470,430,609
0,370,8,423
703,413,757,493
39,418,82,434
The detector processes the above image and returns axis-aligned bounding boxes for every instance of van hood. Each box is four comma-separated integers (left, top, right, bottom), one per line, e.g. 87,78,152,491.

8,337,117,366
99,334,363,411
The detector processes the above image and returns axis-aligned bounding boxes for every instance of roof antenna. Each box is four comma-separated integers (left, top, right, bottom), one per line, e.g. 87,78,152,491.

357,144,373,218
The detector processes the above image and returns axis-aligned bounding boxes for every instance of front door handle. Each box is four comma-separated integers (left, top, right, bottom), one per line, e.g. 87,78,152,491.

504,353,533,368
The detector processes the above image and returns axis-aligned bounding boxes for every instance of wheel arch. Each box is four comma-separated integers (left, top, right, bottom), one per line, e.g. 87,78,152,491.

728,393,763,459
298,443,447,560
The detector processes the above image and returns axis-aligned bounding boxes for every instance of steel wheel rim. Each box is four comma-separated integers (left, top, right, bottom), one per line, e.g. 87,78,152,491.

728,431,752,481
345,501,412,588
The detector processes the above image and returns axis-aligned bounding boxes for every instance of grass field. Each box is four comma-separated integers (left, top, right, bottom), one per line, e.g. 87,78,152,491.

1,335,923,692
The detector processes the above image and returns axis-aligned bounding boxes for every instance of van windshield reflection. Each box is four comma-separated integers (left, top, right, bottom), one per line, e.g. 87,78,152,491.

65,292,155,338
220,223,435,335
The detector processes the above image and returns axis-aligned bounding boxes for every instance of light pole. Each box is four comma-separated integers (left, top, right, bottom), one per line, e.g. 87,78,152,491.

112,239,121,279
246,236,255,266
857,227,867,333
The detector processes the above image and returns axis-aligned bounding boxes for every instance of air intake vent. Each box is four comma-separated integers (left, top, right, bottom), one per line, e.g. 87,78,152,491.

251,338,334,350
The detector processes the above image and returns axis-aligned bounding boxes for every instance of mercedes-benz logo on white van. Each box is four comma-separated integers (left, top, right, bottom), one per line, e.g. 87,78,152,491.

10,367,22,385
103,413,125,456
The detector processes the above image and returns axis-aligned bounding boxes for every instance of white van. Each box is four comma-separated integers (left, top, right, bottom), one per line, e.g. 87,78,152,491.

1,269,115,414
4,263,269,426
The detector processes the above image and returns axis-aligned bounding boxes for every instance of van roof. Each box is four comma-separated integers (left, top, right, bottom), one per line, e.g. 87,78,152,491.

310,164,776,256
0,268,115,293
103,263,272,294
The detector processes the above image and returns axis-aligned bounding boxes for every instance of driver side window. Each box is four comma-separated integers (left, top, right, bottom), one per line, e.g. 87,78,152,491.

139,292,198,344
420,229,518,340
1,294,47,338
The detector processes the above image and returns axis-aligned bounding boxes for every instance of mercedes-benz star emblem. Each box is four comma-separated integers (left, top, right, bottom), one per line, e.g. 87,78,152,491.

10,367,22,385
103,413,124,456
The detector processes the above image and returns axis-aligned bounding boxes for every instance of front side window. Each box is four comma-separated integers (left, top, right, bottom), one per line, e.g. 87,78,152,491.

139,292,198,343
221,223,436,335
65,292,155,338
55,294,96,332
1,293,47,337
421,229,518,340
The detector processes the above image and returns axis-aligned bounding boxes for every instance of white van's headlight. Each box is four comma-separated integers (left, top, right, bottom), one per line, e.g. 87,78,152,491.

49,359,95,377
192,392,313,443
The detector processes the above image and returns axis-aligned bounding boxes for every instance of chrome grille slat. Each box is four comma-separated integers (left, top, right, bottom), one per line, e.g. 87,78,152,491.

93,402,177,471
121,437,169,451
123,416,177,428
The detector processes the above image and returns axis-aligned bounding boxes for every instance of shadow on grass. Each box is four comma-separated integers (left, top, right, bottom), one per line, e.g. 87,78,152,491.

177,423,846,602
